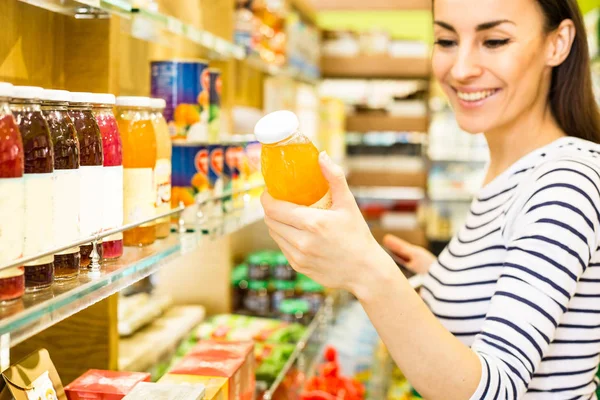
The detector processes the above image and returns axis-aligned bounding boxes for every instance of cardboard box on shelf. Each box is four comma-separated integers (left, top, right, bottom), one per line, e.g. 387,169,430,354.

158,374,229,400
64,370,151,400
0,348,66,400
122,381,205,400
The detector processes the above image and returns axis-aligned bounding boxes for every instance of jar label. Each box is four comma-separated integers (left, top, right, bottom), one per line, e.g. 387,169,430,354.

124,167,155,225
80,165,104,237
23,173,54,266
53,169,81,253
103,165,124,239
0,177,25,264
154,158,172,220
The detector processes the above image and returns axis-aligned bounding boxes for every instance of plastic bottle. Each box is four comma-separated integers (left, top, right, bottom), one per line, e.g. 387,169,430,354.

254,110,330,208
149,98,172,239
0,82,25,302
41,89,81,280
11,86,55,291
116,96,157,247
92,93,124,259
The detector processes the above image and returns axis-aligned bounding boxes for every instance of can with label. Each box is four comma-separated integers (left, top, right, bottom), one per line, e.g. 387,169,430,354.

208,68,222,143
207,143,224,220
150,59,209,141
171,142,209,224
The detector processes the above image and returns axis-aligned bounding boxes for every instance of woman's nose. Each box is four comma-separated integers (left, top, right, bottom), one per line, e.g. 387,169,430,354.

451,45,484,81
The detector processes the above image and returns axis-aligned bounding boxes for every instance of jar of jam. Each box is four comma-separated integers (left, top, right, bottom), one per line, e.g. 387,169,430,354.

0,82,25,303
69,93,104,268
247,253,270,281
299,279,325,317
244,280,270,317
91,93,123,260
41,89,81,281
231,264,249,312
279,299,311,325
272,252,296,281
272,280,295,313
11,86,55,292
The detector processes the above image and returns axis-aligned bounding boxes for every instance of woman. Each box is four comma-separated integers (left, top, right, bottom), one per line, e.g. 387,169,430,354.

262,0,600,399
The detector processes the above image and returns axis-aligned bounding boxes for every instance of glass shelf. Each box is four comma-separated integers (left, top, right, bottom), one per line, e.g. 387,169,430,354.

0,204,264,348
17,0,318,82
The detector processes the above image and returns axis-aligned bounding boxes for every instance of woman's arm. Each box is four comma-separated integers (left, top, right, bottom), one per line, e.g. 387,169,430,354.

262,153,600,400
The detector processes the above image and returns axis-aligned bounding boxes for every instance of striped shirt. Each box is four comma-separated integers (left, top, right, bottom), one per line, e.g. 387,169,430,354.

422,137,600,399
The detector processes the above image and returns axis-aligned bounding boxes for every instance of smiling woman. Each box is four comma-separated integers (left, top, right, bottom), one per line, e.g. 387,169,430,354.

262,0,600,399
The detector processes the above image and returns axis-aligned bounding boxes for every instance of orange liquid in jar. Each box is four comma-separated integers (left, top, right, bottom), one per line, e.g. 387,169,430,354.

150,107,172,239
261,140,329,206
117,115,157,246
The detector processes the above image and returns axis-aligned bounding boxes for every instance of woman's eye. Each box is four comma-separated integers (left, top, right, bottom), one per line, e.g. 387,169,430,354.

434,39,457,48
484,39,510,49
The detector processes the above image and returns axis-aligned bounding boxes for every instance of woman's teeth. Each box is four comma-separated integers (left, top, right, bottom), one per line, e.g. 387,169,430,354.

457,90,496,102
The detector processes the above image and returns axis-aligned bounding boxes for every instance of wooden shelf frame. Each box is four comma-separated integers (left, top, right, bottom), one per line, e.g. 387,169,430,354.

322,54,431,79
347,113,429,132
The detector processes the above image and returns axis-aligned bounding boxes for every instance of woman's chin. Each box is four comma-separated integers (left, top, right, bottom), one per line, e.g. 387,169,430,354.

455,116,492,135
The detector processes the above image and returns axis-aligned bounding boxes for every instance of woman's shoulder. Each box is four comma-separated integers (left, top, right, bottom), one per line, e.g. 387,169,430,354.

528,137,600,182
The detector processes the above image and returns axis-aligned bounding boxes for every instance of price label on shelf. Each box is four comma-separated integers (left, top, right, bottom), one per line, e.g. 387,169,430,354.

233,46,246,60
166,17,184,36
201,32,216,49
187,27,203,44
214,39,228,56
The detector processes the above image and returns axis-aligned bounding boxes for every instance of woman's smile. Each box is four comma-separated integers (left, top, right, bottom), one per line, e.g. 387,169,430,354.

451,86,502,109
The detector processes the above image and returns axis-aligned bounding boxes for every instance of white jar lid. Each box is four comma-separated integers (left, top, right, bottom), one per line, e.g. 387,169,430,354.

90,93,116,105
116,96,152,108
12,86,44,100
0,82,13,98
41,89,71,103
70,92,95,103
150,98,166,109
254,110,299,144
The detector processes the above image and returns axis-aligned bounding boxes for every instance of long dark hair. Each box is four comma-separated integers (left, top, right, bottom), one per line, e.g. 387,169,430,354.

536,0,600,142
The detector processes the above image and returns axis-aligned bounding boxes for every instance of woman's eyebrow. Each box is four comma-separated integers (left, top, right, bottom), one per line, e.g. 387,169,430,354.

434,19,516,32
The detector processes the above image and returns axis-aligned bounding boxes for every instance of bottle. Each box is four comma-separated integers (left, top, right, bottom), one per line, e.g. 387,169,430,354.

11,86,55,292
0,82,25,302
254,110,330,208
92,93,124,259
149,98,171,239
41,89,81,280
116,96,157,247
69,92,104,268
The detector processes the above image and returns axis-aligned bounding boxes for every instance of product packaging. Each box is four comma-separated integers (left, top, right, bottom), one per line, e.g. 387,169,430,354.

64,370,150,400
0,348,66,400
195,314,305,344
122,382,205,400
159,374,229,400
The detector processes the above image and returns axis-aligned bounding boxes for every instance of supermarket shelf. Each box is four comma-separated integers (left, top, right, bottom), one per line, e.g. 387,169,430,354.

348,170,427,188
351,186,424,201
244,55,320,85
313,0,431,10
321,55,430,79
119,305,206,372
289,0,317,24
0,205,264,348
347,114,429,133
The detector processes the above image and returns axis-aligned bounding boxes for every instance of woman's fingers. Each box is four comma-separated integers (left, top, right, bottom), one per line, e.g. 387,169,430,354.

383,234,413,262
267,227,303,270
261,191,313,228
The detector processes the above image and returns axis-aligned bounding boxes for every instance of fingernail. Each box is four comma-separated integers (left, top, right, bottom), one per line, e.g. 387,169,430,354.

319,151,332,164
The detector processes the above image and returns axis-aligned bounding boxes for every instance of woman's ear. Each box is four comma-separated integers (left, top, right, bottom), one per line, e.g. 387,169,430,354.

546,19,576,67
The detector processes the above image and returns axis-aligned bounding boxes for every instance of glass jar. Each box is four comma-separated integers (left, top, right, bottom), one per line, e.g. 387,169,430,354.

247,253,271,281
41,90,81,281
116,97,157,247
271,280,295,313
11,86,55,291
92,94,124,260
272,252,296,281
231,263,249,312
69,93,104,268
255,110,330,208
0,82,26,302
299,279,325,317
149,98,172,239
244,280,270,317
279,299,311,325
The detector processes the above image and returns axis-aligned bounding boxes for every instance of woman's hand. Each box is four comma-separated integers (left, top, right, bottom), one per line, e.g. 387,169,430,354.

383,235,436,275
261,152,395,295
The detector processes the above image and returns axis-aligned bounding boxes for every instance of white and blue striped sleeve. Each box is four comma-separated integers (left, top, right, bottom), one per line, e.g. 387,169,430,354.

468,159,600,400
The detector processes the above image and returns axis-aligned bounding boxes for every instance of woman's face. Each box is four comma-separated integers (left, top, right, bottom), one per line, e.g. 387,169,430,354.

432,0,553,134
